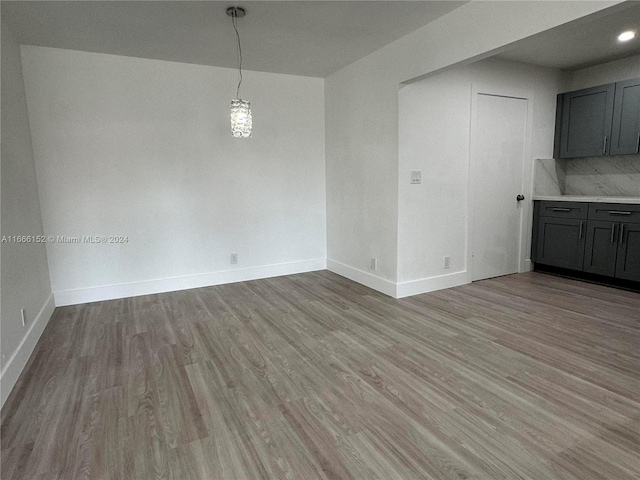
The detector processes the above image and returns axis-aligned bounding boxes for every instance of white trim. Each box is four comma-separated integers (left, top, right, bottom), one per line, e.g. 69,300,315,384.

327,259,397,297
1,293,55,408
396,271,470,298
54,259,327,306
523,258,533,272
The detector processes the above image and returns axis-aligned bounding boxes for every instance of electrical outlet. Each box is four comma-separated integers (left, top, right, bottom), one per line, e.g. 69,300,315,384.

443,256,451,269
410,171,422,184
21,308,26,327
230,253,238,265
370,257,378,271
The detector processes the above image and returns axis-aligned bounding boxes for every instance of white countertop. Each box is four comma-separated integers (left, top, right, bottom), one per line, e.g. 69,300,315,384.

533,195,640,204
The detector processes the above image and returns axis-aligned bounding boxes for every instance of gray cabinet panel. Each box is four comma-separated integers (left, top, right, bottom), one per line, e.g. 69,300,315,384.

531,200,540,262
583,220,618,277
536,217,585,270
559,84,615,158
615,223,640,282
610,78,640,155
553,94,563,160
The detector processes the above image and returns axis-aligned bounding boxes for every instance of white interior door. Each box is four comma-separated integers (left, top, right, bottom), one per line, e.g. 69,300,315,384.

472,93,528,281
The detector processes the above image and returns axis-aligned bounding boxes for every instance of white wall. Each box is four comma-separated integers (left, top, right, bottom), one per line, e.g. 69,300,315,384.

398,58,568,295
325,0,619,296
570,54,640,90
1,22,54,407
21,46,326,306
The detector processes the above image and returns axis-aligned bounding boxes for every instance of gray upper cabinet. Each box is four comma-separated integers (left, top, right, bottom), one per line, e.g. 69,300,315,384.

557,84,615,158
610,78,640,155
554,78,640,159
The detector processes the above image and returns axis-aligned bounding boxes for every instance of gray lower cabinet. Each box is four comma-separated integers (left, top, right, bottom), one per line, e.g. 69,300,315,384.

534,201,640,283
615,222,640,282
533,201,587,270
537,218,586,270
584,220,618,276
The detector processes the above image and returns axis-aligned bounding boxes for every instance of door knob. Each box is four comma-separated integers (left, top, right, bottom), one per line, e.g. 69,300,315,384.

516,195,525,201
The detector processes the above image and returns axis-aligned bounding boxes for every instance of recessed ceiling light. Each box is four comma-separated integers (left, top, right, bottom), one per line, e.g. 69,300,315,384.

618,30,636,42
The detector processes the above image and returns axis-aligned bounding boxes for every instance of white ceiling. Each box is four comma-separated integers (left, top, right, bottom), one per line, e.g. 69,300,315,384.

3,1,639,78
1,1,466,78
497,1,640,71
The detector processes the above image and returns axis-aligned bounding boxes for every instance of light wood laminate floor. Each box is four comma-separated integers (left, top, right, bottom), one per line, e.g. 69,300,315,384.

2,271,639,479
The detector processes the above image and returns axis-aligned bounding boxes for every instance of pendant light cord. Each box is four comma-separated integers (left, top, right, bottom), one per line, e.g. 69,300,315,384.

231,12,243,99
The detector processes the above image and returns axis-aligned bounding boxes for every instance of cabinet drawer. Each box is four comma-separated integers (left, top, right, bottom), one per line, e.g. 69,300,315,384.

588,203,640,223
538,201,588,219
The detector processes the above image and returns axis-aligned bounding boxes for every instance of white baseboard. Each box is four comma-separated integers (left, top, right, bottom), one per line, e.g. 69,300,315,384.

327,260,470,299
1,293,55,408
53,258,327,306
327,259,397,297
523,259,533,272
396,271,470,298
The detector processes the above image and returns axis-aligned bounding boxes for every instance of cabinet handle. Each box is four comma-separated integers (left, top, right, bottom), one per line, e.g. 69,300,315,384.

637,133,640,154
620,224,625,245
611,223,616,243
603,136,607,155
609,211,632,215
579,220,584,240
552,208,571,212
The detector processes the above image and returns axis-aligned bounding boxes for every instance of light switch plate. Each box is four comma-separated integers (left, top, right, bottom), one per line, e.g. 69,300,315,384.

410,171,421,184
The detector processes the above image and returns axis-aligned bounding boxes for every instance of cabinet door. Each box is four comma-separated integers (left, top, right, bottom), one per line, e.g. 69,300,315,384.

615,222,640,282
583,220,618,277
610,78,640,155
559,84,615,158
536,217,586,270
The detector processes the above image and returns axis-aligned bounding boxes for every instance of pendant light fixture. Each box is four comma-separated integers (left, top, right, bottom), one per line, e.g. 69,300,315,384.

227,6,252,138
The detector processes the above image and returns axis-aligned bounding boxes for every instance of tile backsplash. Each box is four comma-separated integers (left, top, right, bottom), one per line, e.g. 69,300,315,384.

534,156,640,197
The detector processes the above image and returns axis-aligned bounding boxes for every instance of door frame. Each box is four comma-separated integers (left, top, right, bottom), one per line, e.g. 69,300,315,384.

467,85,535,281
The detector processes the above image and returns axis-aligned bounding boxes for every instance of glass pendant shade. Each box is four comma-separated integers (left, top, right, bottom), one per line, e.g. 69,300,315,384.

230,99,252,138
